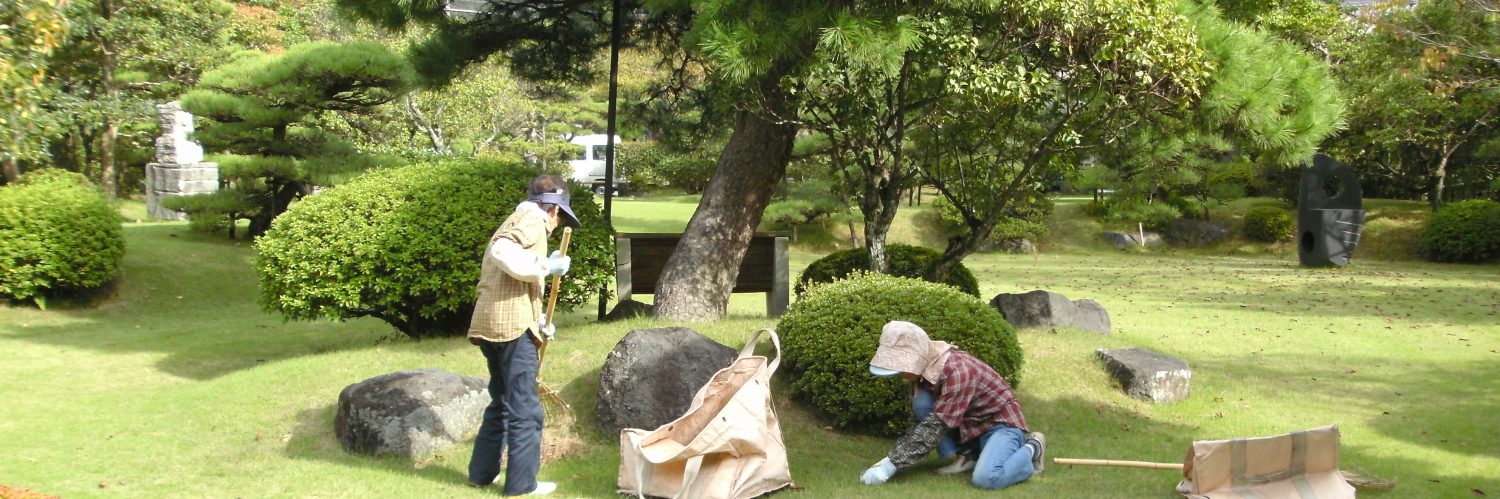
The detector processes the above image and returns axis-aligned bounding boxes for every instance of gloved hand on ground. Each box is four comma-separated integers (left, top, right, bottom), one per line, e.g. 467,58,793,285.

861,458,896,485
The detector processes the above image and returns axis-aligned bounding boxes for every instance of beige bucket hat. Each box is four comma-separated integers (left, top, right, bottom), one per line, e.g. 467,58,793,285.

868,321,954,384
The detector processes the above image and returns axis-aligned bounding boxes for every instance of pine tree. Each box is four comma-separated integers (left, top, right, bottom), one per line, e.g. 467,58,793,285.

174,41,415,237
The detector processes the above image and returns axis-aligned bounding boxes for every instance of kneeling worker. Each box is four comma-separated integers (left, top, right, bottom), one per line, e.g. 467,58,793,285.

860,320,1046,490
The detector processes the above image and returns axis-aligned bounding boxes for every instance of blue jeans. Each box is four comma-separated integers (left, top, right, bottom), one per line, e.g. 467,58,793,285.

913,388,1034,490
468,336,544,495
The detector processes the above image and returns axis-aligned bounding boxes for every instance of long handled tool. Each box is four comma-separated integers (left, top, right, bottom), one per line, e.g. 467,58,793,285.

1052,458,1394,490
538,227,575,424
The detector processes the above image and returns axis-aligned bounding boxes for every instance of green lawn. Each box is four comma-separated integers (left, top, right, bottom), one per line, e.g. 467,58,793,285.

1,200,1497,498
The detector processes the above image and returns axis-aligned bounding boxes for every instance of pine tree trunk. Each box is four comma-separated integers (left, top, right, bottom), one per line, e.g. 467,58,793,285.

652,104,796,321
98,0,119,199
2,156,19,183
861,174,903,274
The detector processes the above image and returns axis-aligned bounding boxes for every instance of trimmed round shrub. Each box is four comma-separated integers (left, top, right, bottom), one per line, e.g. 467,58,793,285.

1243,206,1295,242
255,159,615,339
1419,199,1500,263
796,244,980,297
776,273,1022,435
0,169,125,307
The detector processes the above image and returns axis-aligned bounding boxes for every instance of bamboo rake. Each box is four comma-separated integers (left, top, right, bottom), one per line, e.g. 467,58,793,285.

538,227,574,423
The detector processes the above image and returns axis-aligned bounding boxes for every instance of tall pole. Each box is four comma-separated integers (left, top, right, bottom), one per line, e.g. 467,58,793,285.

599,0,622,320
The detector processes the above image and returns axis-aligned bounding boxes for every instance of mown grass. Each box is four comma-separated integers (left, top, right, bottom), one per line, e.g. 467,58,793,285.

1,199,1496,498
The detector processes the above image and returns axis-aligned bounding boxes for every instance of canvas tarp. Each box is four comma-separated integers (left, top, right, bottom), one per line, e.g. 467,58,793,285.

618,329,794,499
1177,424,1356,499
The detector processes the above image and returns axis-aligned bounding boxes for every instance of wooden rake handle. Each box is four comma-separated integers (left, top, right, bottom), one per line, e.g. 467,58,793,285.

1052,458,1184,470
539,226,573,364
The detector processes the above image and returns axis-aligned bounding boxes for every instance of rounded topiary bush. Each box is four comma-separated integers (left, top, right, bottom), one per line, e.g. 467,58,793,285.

0,169,125,307
255,159,614,338
1419,199,1500,263
796,244,980,297
1243,206,1295,242
776,273,1022,435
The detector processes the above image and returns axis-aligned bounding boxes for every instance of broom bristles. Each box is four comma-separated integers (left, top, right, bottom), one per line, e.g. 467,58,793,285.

1341,469,1396,490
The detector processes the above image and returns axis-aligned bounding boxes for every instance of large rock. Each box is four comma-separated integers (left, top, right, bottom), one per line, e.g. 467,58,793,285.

597,327,737,436
1096,348,1191,404
602,299,654,323
1102,231,1162,249
990,290,1111,334
997,238,1037,254
335,368,490,460
1164,219,1229,248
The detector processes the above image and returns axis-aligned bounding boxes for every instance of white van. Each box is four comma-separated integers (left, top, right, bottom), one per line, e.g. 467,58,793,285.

567,134,624,194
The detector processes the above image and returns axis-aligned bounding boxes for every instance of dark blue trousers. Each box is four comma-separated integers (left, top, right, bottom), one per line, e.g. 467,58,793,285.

468,335,544,495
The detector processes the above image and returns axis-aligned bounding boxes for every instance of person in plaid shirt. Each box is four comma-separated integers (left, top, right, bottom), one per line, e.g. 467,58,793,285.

860,320,1046,490
465,174,579,496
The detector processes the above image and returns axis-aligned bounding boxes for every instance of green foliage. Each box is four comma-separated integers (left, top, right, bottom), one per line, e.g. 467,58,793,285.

1,0,68,167
255,158,615,339
1087,198,1183,232
1419,200,1500,263
613,141,668,190
0,169,124,306
797,244,979,297
776,273,1022,435
1242,206,1295,242
1328,0,1500,204
656,151,717,194
931,196,1048,245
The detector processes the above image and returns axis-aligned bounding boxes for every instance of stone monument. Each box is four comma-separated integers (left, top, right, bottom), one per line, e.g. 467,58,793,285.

1297,153,1364,267
145,101,218,220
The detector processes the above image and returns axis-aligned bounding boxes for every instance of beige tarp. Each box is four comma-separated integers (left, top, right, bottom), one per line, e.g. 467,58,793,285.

618,329,794,499
1177,424,1356,499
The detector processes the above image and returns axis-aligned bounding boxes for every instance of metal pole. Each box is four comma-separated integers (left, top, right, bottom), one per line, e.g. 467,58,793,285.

599,0,622,320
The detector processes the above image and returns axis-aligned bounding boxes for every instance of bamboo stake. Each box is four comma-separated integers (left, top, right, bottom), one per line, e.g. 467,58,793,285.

1053,458,1185,470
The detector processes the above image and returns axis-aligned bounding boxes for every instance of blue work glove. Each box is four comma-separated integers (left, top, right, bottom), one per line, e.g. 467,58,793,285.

860,457,896,485
545,250,571,276
539,314,556,340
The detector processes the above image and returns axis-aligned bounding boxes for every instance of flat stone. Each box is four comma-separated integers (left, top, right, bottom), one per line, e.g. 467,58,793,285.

990,290,1111,334
1102,231,1163,249
335,368,490,460
596,327,737,437
1096,348,1191,404
1164,219,1229,248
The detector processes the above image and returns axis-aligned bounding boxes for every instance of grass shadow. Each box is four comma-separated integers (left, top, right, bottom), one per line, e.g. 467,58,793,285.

4,223,396,380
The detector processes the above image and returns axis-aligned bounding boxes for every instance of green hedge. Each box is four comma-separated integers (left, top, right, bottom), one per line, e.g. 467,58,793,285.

776,273,1023,435
796,244,980,297
0,170,125,307
255,159,615,338
1242,206,1295,242
1419,200,1500,263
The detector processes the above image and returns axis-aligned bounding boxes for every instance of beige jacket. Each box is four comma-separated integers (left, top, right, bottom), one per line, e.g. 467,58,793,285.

468,204,549,344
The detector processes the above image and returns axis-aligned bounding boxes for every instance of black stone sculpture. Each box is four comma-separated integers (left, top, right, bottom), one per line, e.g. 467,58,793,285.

1297,154,1365,267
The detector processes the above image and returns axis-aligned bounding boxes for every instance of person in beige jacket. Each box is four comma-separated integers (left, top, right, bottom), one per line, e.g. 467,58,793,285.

466,174,579,496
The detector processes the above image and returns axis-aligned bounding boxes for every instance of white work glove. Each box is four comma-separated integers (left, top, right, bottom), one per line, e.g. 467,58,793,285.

545,250,571,276
539,314,556,340
860,457,896,485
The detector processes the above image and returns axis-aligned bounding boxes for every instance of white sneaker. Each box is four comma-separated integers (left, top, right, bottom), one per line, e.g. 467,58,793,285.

936,455,976,475
525,482,557,496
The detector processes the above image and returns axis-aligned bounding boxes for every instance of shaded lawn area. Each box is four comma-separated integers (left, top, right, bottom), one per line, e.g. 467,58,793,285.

1,214,1497,497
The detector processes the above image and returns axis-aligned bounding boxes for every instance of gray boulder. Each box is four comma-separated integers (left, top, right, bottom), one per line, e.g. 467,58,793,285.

1096,348,1191,404
990,290,1111,334
997,238,1037,254
1102,231,1162,249
597,327,738,436
335,368,490,460
602,299,654,323
1164,219,1229,248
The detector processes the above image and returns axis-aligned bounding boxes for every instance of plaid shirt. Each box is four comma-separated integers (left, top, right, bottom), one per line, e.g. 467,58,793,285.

926,350,1028,442
467,204,549,344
